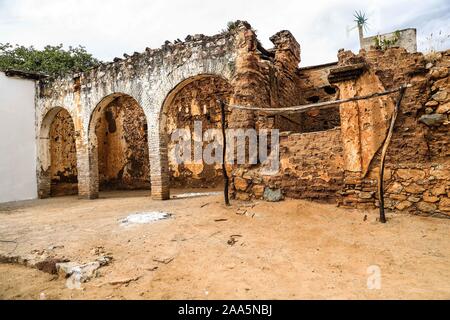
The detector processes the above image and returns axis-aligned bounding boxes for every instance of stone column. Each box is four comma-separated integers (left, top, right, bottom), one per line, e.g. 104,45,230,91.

148,119,170,200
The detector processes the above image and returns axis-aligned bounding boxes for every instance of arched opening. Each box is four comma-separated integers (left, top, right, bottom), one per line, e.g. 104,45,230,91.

159,75,233,195
89,94,150,195
38,107,78,198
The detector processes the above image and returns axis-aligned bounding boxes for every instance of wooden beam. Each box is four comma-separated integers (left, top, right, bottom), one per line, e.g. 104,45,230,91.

230,84,411,115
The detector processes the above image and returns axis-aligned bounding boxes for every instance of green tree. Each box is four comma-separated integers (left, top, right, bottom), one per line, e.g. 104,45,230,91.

0,43,100,77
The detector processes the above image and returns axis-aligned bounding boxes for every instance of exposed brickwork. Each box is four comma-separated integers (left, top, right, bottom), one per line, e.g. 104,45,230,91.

232,128,344,202
95,96,150,190
166,76,232,188
334,48,450,217
49,109,78,196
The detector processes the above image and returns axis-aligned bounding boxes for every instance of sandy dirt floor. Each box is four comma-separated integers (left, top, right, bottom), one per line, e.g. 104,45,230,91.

0,189,449,300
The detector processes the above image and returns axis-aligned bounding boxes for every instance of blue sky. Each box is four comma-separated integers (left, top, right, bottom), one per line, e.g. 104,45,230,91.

1,0,449,66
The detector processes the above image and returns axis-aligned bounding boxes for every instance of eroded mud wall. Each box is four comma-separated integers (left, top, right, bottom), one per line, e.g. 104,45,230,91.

50,109,78,196
232,128,344,201
166,77,232,188
95,96,150,190
335,48,450,217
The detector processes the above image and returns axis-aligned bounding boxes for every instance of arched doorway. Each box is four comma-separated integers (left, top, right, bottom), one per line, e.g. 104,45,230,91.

89,94,150,194
38,107,78,198
159,75,233,195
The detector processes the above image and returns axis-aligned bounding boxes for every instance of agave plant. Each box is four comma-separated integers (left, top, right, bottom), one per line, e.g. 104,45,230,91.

354,10,369,32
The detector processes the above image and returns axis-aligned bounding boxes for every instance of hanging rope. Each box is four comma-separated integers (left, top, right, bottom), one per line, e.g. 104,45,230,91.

228,84,410,223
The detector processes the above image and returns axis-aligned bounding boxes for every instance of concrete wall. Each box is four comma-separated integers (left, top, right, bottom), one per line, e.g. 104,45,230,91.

361,28,417,53
0,72,37,203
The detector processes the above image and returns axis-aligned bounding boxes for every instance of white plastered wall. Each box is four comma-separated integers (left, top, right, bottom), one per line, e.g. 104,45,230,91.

0,71,37,203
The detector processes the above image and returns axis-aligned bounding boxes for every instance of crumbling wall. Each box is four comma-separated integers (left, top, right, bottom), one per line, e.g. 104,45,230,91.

95,96,150,190
49,109,78,196
232,128,344,201
335,48,449,217
296,63,340,132
166,76,232,188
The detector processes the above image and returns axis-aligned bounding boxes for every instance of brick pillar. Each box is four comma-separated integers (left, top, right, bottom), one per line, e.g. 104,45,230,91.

76,140,99,199
148,122,170,200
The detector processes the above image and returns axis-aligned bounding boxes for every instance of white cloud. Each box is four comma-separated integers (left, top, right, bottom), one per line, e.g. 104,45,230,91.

0,0,449,66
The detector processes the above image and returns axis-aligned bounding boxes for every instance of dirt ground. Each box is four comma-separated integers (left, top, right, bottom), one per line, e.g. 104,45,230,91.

0,189,449,300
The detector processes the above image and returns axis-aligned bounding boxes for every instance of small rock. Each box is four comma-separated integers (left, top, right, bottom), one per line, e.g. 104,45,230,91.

35,258,68,275
425,100,439,107
252,184,265,198
396,169,426,180
417,202,437,213
153,256,174,264
431,90,448,103
439,197,450,212
235,192,251,201
423,192,440,203
234,177,249,191
436,102,450,114
109,276,141,286
408,196,421,203
425,107,434,114
263,188,283,202
418,114,446,126
404,183,426,194
358,191,374,199
396,200,412,211
431,185,446,196
387,182,403,194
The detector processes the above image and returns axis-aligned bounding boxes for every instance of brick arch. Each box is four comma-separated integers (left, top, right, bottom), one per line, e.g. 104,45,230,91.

37,106,77,198
149,74,233,199
85,92,150,199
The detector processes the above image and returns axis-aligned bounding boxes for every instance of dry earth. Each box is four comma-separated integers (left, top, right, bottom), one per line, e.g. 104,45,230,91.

0,189,449,300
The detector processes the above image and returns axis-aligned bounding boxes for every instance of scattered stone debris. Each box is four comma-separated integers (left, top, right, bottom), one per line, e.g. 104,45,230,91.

214,218,228,222
146,266,159,271
172,192,221,199
56,256,112,286
90,246,106,256
227,235,242,246
120,211,171,226
236,208,247,215
47,245,64,251
152,256,174,264
108,275,141,286
35,257,68,274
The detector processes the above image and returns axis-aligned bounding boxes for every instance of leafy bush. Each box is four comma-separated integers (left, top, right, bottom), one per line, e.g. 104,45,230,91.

0,43,100,77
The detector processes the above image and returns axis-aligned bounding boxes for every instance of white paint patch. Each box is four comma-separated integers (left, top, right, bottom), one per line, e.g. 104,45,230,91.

120,211,171,226
172,192,221,199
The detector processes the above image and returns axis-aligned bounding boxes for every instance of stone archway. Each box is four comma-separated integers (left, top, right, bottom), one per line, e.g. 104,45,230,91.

157,74,233,198
37,107,78,198
88,93,150,197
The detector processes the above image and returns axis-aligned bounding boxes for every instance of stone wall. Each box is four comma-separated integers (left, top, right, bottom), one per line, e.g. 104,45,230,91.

334,48,449,217
95,96,150,190
232,128,344,202
49,109,78,196
35,21,242,199
166,76,232,188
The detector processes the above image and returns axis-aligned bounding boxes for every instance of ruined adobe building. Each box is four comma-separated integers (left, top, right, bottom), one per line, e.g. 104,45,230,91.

33,21,449,216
